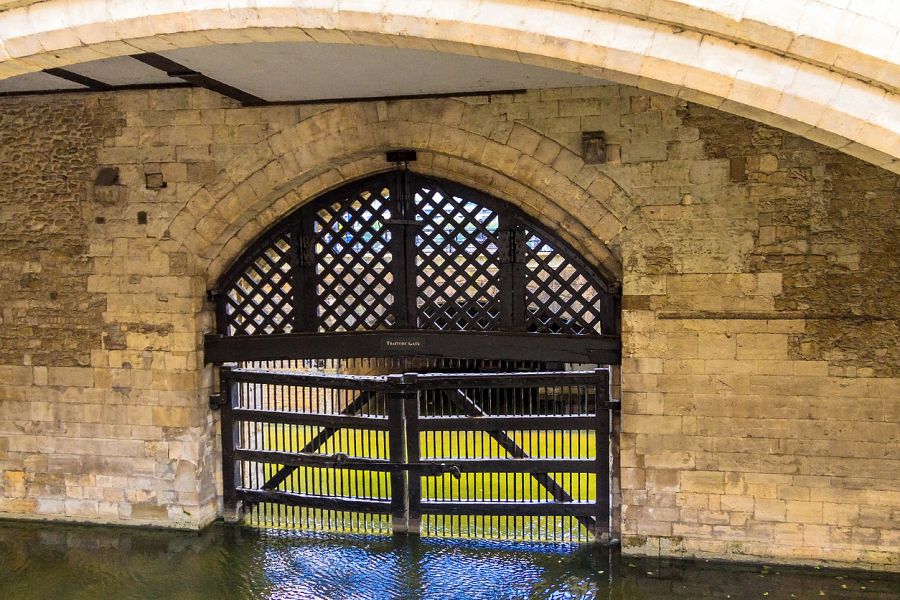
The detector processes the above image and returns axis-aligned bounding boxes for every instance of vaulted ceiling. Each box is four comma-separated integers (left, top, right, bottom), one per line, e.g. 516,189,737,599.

0,42,603,103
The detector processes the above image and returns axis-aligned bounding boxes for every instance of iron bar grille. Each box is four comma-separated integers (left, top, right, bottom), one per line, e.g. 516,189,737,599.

221,361,614,543
217,173,617,339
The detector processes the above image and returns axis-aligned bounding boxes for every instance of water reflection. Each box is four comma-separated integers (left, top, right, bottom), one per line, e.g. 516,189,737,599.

0,521,896,599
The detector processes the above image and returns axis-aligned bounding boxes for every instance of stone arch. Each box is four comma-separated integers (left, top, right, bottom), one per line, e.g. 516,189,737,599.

0,0,897,173
163,98,645,287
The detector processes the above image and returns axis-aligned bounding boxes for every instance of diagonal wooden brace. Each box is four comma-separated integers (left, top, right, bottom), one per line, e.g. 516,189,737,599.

261,389,375,491
441,387,599,535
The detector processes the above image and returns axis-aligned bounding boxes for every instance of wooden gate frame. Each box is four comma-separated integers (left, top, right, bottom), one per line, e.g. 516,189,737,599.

217,367,618,542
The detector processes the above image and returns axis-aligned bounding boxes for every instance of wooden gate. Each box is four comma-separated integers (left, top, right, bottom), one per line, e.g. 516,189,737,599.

206,164,624,542
204,169,621,368
217,366,617,543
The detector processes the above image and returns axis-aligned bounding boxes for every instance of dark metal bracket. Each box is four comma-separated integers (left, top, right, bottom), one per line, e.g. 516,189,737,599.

386,150,417,164
208,393,225,410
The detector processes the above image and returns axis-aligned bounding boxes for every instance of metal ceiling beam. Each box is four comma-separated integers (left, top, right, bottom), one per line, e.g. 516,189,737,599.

43,67,113,91
263,88,526,106
131,52,267,106
11,57,527,104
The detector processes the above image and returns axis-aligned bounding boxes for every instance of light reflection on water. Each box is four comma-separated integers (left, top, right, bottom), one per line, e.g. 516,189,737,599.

0,521,897,600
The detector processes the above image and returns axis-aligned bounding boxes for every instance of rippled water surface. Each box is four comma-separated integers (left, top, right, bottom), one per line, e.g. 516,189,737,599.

0,521,897,599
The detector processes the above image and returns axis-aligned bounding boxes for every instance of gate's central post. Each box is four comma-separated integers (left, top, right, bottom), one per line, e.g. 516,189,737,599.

387,373,411,534
402,373,422,535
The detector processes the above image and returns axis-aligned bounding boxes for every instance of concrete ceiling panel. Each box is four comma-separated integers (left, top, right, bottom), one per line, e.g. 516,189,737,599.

159,42,602,102
64,55,173,86
0,70,86,92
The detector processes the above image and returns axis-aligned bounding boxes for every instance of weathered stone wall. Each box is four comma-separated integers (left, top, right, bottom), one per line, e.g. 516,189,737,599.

0,93,220,526
469,89,899,567
0,84,896,569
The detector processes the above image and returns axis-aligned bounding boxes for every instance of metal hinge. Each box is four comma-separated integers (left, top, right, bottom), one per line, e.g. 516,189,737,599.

602,400,622,412
208,393,226,410
206,289,221,303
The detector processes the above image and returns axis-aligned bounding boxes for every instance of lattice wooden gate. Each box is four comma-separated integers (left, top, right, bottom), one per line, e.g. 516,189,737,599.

217,364,617,543
205,168,620,365
206,161,623,543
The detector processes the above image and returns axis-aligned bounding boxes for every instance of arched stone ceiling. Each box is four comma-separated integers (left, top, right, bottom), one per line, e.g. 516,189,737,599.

567,1,900,92
0,0,898,172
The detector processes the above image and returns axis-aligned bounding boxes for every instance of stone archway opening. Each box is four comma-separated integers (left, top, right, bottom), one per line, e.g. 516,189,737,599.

205,163,622,542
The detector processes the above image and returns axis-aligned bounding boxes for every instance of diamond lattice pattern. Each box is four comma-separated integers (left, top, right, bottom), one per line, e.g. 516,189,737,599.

523,230,604,335
314,188,395,331
414,187,502,331
223,235,295,335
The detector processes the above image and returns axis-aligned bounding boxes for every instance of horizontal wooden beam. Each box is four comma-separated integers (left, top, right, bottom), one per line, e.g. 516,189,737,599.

226,368,395,391
417,458,600,474
205,330,621,364
238,488,392,514
237,449,397,471
236,449,599,474
232,408,390,430
419,501,598,517
414,370,606,389
417,415,599,432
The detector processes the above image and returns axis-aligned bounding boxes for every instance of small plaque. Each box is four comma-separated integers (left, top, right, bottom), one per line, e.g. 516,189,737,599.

382,337,425,352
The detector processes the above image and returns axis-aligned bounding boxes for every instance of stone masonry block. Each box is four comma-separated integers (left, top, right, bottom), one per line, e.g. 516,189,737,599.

681,471,725,494
47,367,94,388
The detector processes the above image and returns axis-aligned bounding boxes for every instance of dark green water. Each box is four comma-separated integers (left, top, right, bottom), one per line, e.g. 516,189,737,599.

0,521,897,600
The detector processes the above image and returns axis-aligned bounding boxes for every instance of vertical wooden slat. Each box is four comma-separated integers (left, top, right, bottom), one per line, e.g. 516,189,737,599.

387,374,409,533
402,171,419,328
594,367,611,542
509,223,527,330
213,286,229,335
297,213,318,332
405,374,422,534
220,366,240,521
498,226,515,330
387,168,411,328
286,225,304,332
